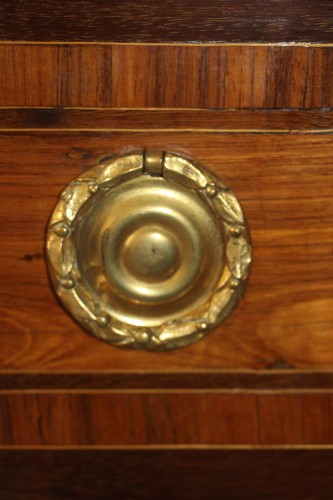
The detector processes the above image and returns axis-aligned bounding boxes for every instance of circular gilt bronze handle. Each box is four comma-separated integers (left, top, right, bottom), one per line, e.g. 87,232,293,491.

46,150,252,350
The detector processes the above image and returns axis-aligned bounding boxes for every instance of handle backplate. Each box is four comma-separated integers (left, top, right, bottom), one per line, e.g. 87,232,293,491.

46,150,252,350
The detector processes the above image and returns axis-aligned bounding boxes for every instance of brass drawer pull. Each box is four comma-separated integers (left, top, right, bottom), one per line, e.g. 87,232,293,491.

46,150,252,350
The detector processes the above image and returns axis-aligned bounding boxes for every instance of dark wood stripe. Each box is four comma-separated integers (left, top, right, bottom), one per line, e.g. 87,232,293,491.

0,0,333,43
2,449,333,499
1,371,333,390
0,108,332,131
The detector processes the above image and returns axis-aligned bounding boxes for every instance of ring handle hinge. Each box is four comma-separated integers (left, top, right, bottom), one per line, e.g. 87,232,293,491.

143,149,164,176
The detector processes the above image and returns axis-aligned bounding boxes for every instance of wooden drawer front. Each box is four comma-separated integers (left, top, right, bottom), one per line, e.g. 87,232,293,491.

1,130,332,371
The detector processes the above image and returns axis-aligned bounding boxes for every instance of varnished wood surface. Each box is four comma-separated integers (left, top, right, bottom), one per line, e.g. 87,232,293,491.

0,0,333,43
1,0,332,478
3,449,333,500
1,108,333,132
2,391,333,446
1,132,333,371
1,45,332,108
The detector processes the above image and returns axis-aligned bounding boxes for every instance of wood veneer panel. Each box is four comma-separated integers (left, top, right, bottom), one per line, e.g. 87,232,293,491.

2,391,333,446
0,45,112,108
1,108,333,131
111,45,333,109
0,45,332,108
0,0,332,43
0,132,333,371
0,392,256,446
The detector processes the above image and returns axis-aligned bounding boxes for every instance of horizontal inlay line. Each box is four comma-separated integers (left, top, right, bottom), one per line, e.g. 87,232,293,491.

2,389,333,394
3,445,333,450
1,107,332,111
1,41,333,47
0,128,332,134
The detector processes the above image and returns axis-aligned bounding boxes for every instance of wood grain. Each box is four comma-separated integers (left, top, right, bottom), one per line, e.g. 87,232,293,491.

2,391,333,446
0,0,333,43
1,108,333,131
0,45,332,108
0,45,112,108
1,0,333,476
3,449,333,500
0,132,333,371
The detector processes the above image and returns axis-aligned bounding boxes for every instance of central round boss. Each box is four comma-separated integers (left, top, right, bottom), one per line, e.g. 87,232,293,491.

75,175,224,326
